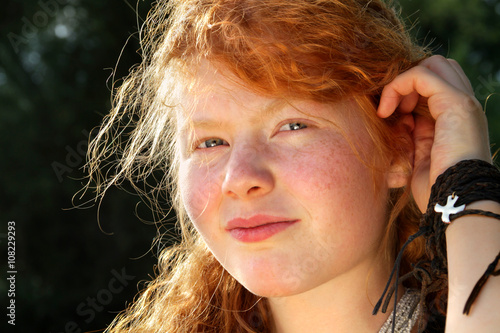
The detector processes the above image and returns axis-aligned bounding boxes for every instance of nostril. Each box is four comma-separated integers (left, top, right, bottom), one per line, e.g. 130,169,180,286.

247,186,261,194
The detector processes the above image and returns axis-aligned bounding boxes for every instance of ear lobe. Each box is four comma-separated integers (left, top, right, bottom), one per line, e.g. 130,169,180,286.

386,162,411,189
386,114,415,189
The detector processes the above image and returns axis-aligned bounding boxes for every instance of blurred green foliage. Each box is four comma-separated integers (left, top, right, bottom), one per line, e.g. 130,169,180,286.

0,0,499,332
1,1,159,332
398,0,500,147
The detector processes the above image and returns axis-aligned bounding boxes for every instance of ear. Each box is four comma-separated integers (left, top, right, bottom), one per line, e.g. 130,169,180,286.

386,113,415,189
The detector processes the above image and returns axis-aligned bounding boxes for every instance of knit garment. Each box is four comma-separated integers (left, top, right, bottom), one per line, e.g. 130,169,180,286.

378,289,420,333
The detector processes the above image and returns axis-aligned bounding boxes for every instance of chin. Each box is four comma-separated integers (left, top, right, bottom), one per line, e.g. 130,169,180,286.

233,267,312,298
243,281,301,298
222,250,328,298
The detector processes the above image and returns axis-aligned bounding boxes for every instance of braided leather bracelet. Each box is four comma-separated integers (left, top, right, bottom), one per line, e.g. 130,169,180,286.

427,159,500,315
374,159,500,332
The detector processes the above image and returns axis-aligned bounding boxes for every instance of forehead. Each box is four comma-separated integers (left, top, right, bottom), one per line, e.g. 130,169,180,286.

179,61,272,112
174,60,363,131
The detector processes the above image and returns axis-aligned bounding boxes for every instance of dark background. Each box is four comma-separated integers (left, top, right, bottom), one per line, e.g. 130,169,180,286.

1,0,499,332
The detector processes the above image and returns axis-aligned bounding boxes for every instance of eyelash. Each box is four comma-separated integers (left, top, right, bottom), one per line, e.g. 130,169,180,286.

194,121,309,150
197,138,229,149
279,122,308,131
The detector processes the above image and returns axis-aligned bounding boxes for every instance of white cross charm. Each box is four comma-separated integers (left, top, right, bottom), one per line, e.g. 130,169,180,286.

434,194,466,223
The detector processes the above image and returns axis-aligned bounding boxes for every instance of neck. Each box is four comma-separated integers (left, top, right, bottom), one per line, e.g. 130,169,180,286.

267,256,404,333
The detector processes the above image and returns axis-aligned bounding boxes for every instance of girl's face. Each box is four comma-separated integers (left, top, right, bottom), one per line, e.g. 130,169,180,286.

177,64,400,297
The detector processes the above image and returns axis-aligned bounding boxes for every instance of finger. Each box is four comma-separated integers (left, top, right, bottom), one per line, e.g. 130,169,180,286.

397,91,420,113
446,58,474,94
377,66,462,118
419,55,471,94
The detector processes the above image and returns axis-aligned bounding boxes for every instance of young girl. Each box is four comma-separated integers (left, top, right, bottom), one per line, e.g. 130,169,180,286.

86,0,500,332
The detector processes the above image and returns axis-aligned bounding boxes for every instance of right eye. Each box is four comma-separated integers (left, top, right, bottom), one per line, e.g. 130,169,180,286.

196,138,228,149
279,122,308,132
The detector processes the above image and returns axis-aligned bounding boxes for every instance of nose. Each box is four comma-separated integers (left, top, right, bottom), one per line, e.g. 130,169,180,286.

221,142,274,199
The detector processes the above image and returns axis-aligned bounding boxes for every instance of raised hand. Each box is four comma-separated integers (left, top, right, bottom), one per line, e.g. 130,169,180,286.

377,55,492,211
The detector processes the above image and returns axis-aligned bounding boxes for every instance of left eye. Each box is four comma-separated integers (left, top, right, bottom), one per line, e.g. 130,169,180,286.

197,138,228,149
279,122,308,131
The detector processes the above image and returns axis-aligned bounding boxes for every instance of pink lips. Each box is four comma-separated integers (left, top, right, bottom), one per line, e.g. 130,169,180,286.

226,214,298,243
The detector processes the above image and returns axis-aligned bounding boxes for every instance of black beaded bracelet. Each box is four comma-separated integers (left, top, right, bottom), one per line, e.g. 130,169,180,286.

374,159,500,332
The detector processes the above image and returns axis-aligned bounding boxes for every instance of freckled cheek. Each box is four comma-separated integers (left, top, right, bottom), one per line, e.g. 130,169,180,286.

179,164,222,222
278,142,378,235
280,145,355,194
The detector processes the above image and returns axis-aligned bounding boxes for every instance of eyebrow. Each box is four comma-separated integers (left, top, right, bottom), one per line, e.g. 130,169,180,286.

187,98,290,131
